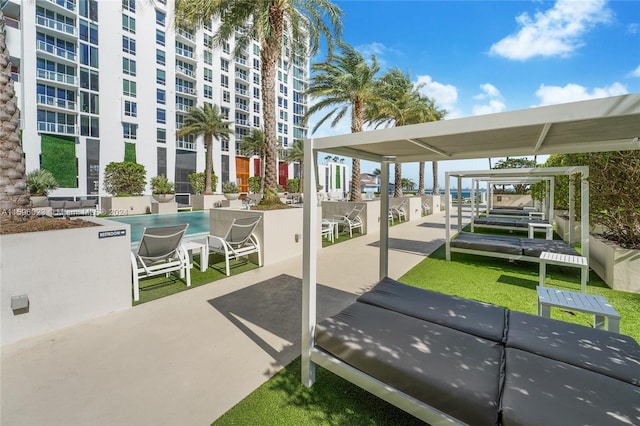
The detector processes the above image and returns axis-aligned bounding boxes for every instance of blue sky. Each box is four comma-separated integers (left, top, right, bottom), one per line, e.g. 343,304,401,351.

308,0,640,188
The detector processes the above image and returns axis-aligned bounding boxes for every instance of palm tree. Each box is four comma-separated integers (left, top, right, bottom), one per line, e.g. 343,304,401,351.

365,69,442,198
284,139,305,191
174,0,342,205
238,129,266,193
0,10,29,213
177,104,232,194
305,42,380,202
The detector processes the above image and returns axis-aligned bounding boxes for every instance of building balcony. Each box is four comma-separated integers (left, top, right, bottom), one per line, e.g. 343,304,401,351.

44,0,76,14
176,28,195,43
235,87,249,98
37,68,77,87
176,103,193,113
235,103,249,112
175,47,196,62
177,140,196,151
235,118,249,126
235,71,249,82
38,121,77,135
36,40,76,63
234,57,249,69
37,94,76,112
175,65,196,80
175,86,197,97
36,15,77,38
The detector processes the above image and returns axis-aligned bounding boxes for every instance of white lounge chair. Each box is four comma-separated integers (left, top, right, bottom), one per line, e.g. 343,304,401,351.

206,216,262,276
390,199,407,222
422,202,431,215
333,205,364,238
321,219,335,243
131,224,191,302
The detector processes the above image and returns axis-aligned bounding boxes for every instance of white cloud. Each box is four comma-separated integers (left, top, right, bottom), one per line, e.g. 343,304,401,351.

534,82,628,106
472,84,506,115
355,42,402,70
629,65,640,78
490,0,613,60
629,23,639,34
415,75,460,118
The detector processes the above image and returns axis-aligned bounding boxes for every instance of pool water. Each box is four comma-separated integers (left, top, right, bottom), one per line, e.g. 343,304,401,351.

109,211,210,243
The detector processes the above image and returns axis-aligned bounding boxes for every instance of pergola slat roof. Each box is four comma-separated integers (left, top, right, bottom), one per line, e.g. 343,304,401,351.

310,94,640,162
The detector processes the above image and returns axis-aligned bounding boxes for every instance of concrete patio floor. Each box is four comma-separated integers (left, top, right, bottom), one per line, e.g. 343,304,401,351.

1,208,469,425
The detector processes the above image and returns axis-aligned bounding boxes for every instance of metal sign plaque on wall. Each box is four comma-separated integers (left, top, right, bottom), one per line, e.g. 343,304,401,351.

98,229,127,239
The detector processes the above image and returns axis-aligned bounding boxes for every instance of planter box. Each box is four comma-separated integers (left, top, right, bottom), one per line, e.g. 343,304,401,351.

589,234,640,293
151,202,178,214
192,194,226,210
210,207,323,267
554,214,581,244
0,218,132,345
100,196,150,216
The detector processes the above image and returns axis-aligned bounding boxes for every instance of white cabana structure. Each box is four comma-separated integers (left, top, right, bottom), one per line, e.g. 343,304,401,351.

301,94,640,423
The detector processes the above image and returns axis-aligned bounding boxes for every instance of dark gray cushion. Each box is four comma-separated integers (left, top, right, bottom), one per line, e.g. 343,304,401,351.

64,201,82,209
506,311,640,385
81,199,96,208
316,301,503,426
49,200,66,209
451,232,522,255
501,348,640,426
520,238,580,257
357,277,507,342
474,217,520,227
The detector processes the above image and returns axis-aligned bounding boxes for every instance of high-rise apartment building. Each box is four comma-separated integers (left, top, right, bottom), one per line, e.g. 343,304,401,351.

3,0,308,197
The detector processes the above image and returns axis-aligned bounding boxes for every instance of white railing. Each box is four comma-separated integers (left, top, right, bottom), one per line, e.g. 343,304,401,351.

235,103,249,111
36,40,76,61
176,103,192,112
37,94,76,111
176,86,197,96
45,0,76,12
37,68,76,85
176,65,195,78
235,119,248,126
235,72,248,81
175,47,194,59
38,121,77,135
235,57,247,66
36,15,77,36
177,28,194,41
177,140,196,150
235,87,247,96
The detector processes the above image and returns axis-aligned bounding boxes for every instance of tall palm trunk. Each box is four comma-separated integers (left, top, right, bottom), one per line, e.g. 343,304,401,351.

418,162,425,195
393,162,402,197
0,11,30,213
260,6,284,204
432,160,439,195
204,135,213,194
350,101,363,201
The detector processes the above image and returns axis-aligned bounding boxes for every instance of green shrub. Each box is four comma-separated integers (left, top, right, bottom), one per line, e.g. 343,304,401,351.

150,176,175,194
103,162,146,196
286,178,300,193
248,176,261,193
222,181,238,193
26,169,59,196
124,142,137,163
188,170,218,194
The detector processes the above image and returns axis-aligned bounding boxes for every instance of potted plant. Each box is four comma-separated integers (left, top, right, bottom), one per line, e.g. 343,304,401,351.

101,162,149,215
150,176,175,203
222,181,240,200
27,169,58,206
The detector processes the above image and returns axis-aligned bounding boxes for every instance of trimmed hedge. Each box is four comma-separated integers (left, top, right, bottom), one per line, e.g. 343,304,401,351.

124,142,137,163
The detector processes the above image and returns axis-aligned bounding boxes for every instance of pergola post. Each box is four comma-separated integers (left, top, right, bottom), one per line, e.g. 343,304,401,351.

301,139,318,387
379,159,391,279
581,168,589,263
445,172,451,261
569,175,575,245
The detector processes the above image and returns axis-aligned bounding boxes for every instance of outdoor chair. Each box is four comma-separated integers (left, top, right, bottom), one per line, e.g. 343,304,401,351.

422,202,431,215
206,216,262,276
390,199,407,222
333,205,364,238
321,219,335,243
131,224,190,302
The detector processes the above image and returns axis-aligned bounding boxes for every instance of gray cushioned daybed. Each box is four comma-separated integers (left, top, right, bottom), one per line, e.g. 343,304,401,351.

472,216,549,234
315,278,640,425
449,231,578,261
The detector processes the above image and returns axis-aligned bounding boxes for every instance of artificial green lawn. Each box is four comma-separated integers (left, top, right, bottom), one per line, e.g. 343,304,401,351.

133,253,258,305
212,235,640,425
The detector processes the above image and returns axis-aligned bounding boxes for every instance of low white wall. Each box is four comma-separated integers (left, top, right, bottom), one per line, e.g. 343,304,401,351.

589,234,640,293
0,218,132,345
210,207,323,267
492,194,533,208
101,196,151,216
192,194,226,210
421,195,441,214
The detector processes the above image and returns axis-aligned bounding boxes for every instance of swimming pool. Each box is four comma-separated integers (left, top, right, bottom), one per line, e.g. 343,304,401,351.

109,211,210,243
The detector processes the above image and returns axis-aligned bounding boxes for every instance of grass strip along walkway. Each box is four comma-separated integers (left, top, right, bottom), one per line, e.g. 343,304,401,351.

213,242,640,425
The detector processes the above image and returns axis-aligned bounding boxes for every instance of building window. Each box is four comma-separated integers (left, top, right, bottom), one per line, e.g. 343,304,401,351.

253,87,260,99
253,116,260,127
156,49,165,65
221,138,229,152
157,88,165,104
222,90,230,103
122,36,136,55
279,110,288,120
221,107,229,119
123,79,136,97
157,108,166,124
122,14,135,34
157,128,166,143
222,42,230,54
220,74,228,88
122,0,135,12
253,72,260,84
124,100,137,117
204,68,213,82
253,102,260,113
156,29,165,46
253,58,260,70
156,69,165,85
123,58,136,76
204,85,213,100
220,58,229,72
123,122,137,140
204,50,212,65
155,9,165,26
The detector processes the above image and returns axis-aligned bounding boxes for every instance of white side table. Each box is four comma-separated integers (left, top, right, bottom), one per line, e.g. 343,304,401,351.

182,240,209,272
528,222,553,240
539,251,588,293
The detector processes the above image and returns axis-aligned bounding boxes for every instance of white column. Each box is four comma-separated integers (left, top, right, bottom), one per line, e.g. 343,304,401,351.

445,172,451,261
379,159,390,279
581,168,589,265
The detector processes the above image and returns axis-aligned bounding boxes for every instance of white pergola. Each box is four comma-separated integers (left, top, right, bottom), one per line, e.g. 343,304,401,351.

300,94,640,422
